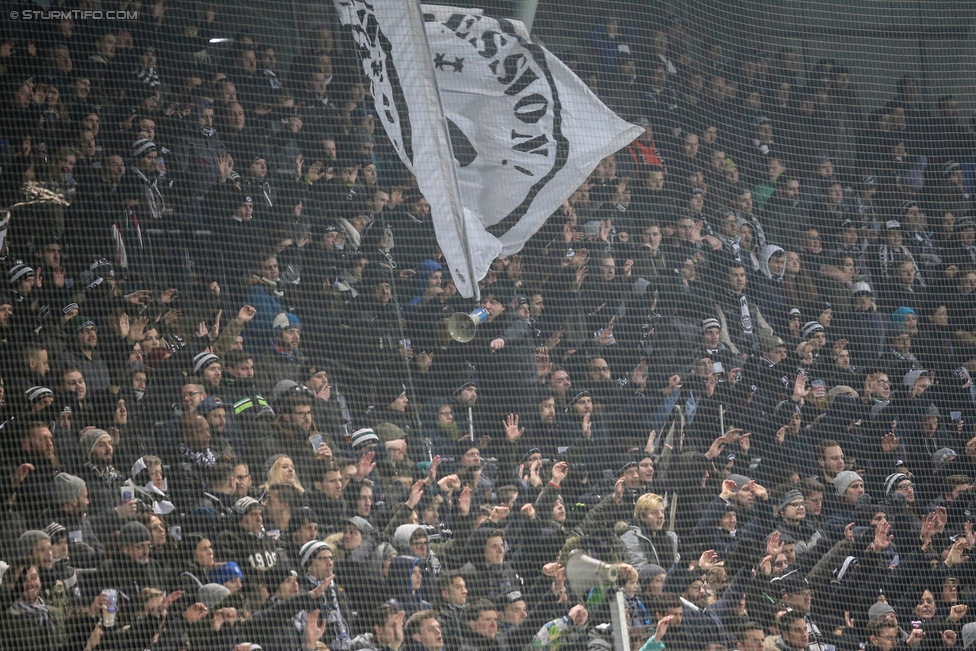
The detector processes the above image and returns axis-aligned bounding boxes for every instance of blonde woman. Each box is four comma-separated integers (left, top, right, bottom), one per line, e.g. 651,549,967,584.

261,454,305,493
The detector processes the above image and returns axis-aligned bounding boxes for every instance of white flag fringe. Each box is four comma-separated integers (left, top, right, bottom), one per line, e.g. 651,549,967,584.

334,1,643,298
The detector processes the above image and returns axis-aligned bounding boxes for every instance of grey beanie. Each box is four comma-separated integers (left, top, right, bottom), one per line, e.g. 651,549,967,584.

727,474,751,491
272,379,301,402
78,428,112,460
197,583,231,609
54,472,86,504
963,621,976,649
867,601,895,623
833,470,863,496
119,521,152,546
638,563,667,587
17,530,50,562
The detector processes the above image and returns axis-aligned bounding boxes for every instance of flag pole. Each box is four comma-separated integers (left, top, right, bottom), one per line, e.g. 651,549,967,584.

406,0,482,301
516,0,540,34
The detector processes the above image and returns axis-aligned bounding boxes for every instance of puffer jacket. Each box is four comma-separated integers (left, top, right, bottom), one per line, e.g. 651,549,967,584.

619,524,679,570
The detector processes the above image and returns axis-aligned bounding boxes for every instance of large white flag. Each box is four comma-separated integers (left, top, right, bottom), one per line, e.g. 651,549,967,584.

334,1,642,297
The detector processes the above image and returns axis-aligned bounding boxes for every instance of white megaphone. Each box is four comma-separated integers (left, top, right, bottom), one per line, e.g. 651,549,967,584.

565,550,629,651
447,307,490,343
564,549,618,600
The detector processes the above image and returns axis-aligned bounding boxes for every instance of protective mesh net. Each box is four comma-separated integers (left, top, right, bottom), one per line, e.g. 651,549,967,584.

0,1,974,650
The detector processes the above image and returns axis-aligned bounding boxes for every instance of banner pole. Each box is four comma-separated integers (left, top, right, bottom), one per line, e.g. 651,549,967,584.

516,0,540,34
406,0,482,300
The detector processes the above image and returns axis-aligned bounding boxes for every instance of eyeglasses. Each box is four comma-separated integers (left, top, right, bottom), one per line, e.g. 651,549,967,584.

785,502,805,510
182,391,204,398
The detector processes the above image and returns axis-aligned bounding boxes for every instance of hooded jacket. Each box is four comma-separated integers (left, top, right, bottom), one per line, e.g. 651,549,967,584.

755,244,789,332
387,555,432,616
406,260,444,313
394,523,444,582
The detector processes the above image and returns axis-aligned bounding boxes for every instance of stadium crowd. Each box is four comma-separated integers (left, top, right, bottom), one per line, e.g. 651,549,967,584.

2,3,976,651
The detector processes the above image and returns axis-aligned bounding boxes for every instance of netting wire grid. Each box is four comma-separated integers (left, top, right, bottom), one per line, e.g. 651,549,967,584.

0,0,974,651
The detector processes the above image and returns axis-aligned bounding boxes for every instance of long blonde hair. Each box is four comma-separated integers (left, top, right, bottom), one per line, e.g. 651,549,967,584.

261,455,305,493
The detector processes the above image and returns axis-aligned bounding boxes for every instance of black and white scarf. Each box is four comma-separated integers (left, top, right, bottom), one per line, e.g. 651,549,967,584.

178,443,215,469
888,348,917,365
86,460,123,486
738,294,754,334
131,167,165,221
135,66,161,89
301,575,351,650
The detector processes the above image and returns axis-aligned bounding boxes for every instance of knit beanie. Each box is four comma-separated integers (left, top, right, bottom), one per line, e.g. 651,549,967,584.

54,473,87,504
119,521,152,546
262,454,287,478
197,584,231,610
272,312,301,334
17,530,50,562
209,562,244,585
638,564,666,588
78,428,112,460
884,472,910,497
375,422,408,443
43,522,68,543
67,315,96,334
351,427,379,450
299,540,331,567
867,601,895,622
192,351,220,375
833,470,863,496
25,386,54,406
726,474,751,490
7,261,34,285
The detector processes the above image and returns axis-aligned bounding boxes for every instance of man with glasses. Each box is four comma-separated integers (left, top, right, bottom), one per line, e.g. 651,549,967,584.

772,487,824,565
179,382,208,416
864,371,892,418
865,617,909,651
233,461,254,497
582,356,625,411
259,387,337,487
